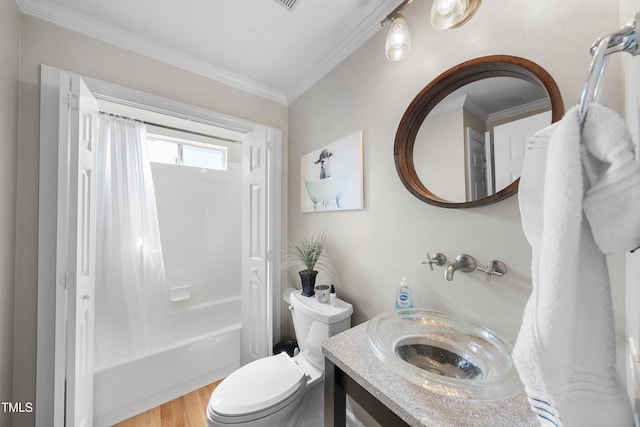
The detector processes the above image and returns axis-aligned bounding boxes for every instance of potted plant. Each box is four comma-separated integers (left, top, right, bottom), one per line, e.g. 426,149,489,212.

282,233,327,297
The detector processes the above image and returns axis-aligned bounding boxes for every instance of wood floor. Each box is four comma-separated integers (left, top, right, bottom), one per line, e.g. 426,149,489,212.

113,380,222,427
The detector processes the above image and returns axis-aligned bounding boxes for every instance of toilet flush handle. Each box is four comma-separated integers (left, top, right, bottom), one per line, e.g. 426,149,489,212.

288,305,294,312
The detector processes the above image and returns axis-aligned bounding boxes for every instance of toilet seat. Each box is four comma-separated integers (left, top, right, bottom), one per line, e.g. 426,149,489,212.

208,352,307,422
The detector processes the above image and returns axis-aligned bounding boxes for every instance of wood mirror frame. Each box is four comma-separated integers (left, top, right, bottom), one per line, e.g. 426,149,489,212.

394,55,565,208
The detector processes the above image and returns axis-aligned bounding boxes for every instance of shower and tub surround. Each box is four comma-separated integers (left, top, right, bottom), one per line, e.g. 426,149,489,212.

94,298,241,426
94,114,243,425
514,104,640,426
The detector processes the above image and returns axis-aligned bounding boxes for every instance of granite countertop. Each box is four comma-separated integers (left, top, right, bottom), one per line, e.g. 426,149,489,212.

321,322,538,427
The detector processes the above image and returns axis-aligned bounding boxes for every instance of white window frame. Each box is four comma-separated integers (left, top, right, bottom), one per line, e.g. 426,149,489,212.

146,133,228,171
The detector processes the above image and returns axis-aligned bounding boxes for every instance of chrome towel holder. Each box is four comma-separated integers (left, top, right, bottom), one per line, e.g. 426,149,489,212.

579,11,640,128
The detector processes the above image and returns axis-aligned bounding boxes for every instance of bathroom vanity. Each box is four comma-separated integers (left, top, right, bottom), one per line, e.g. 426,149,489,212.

322,323,537,427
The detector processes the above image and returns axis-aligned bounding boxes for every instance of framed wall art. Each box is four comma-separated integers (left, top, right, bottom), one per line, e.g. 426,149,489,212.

300,131,363,213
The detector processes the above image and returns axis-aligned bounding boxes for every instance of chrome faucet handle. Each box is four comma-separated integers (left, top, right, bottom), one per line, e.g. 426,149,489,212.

477,260,507,283
422,253,446,271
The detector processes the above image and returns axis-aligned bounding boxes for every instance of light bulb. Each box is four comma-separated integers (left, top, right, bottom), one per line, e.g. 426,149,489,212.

435,0,459,15
431,0,470,30
385,15,411,61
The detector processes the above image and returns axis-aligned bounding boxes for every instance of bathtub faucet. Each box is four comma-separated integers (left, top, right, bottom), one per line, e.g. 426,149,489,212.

445,254,476,281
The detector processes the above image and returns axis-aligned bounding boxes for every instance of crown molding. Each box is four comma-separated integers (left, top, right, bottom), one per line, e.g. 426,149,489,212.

16,0,289,105
426,94,552,125
487,98,552,123
429,93,467,117
285,0,404,102
18,0,399,106
463,95,490,122
429,94,491,122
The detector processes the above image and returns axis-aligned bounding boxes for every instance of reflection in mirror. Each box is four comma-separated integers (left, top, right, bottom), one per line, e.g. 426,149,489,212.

394,55,564,208
413,77,551,203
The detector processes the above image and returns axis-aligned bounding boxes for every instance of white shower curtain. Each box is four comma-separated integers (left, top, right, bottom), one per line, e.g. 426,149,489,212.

94,114,168,367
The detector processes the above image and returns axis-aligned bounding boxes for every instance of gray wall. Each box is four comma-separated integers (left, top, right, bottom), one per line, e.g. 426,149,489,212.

0,0,21,425
287,0,624,343
5,0,631,424
14,15,288,426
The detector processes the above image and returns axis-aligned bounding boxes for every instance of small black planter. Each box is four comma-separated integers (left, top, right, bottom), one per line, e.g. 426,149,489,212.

299,270,318,297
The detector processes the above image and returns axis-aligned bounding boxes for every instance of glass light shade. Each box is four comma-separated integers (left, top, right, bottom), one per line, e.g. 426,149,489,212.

435,0,462,15
431,0,469,29
385,15,411,61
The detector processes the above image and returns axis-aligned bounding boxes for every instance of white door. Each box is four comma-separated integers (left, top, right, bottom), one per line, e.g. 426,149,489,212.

464,127,487,201
56,73,99,427
493,111,551,190
241,127,273,364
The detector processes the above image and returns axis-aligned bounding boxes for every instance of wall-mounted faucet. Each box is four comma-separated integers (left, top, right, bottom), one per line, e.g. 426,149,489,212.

424,252,508,282
445,254,476,281
477,260,507,283
422,253,446,270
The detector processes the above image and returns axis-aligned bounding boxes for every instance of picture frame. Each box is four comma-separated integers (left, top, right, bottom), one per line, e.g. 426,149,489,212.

300,131,363,213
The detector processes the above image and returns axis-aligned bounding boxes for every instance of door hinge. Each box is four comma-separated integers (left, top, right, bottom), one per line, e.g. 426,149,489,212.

64,93,78,111
266,129,274,150
59,271,74,289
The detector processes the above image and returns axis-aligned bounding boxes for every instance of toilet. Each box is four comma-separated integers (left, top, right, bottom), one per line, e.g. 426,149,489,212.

207,289,353,427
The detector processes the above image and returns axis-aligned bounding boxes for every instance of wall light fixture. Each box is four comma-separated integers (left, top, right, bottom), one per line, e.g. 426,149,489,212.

381,0,414,61
385,14,412,61
381,0,482,61
431,0,482,30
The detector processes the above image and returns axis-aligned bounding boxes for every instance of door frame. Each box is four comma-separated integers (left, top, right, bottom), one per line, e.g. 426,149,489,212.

36,65,282,426
464,126,487,201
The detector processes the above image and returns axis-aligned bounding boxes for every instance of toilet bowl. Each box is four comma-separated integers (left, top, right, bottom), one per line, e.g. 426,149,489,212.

207,290,353,427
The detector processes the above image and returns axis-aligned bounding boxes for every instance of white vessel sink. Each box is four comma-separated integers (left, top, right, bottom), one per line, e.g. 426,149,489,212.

366,309,522,400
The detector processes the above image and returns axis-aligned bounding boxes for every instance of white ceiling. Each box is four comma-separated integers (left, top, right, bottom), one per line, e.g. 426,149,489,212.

17,0,405,104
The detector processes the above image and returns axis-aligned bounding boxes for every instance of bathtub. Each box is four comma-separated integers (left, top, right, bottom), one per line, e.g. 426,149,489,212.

93,297,241,427
304,176,344,209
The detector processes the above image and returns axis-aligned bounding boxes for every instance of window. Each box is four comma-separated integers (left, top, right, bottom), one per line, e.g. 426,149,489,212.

147,134,227,171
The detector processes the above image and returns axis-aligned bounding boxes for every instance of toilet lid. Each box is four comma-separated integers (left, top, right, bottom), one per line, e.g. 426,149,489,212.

210,352,306,416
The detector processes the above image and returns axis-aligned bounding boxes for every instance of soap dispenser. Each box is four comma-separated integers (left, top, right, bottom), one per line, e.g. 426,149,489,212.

395,277,413,309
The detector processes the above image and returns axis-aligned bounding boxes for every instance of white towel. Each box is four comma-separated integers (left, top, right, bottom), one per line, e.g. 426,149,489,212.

513,104,635,427
582,104,640,254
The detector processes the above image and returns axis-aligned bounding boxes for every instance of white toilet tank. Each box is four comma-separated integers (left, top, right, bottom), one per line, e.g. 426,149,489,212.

289,290,353,369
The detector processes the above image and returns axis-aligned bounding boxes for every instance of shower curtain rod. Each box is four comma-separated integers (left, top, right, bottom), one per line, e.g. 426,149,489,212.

98,110,242,144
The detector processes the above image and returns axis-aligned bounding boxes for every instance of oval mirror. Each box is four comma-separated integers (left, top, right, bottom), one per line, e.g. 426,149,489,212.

394,55,564,208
